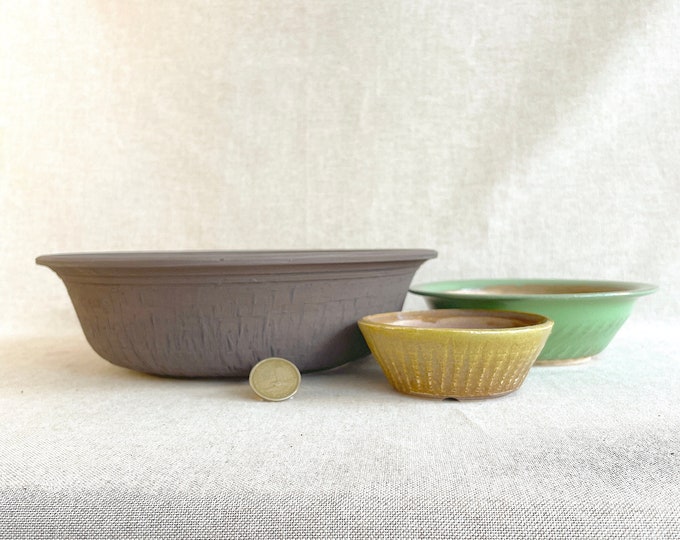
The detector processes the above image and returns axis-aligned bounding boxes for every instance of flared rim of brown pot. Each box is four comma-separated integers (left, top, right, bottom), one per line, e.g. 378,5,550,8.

36,249,437,269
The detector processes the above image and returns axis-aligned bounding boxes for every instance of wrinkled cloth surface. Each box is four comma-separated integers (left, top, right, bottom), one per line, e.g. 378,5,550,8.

1,0,679,537
1,320,679,538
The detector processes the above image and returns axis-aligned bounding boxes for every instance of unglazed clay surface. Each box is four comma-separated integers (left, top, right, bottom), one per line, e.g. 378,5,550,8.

453,284,627,295
366,309,543,329
37,250,436,377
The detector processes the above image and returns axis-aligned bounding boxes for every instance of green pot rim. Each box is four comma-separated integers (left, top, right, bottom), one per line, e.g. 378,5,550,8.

409,278,658,301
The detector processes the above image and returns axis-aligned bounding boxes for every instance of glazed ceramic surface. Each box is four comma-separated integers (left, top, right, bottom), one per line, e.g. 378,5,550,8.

36,250,436,377
409,279,657,364
358,309,553,399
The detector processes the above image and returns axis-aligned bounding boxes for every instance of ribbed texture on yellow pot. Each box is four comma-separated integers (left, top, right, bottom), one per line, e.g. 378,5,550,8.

359,319,552,399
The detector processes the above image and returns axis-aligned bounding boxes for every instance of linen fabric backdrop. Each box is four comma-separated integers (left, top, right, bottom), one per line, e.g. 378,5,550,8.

2,3,680,539
1,0,678,335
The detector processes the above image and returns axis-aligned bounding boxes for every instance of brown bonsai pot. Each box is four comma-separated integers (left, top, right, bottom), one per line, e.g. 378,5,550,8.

36,250,436,377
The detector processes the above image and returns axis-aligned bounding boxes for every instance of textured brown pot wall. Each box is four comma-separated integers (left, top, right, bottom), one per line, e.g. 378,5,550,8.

37,250,437,377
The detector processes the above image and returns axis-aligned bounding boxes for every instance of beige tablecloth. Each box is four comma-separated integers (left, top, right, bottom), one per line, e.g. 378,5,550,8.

1,319,678,538
2,0,679,536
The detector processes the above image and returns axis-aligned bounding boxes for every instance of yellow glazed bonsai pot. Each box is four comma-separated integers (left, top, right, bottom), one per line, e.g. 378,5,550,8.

358,309,553,400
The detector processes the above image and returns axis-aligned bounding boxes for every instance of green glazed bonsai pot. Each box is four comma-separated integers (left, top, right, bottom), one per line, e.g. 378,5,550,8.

409,279,657,364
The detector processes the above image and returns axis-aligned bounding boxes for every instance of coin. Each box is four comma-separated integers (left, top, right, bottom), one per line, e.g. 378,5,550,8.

249,357,301,401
